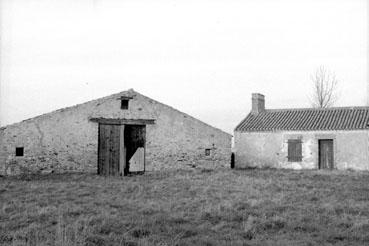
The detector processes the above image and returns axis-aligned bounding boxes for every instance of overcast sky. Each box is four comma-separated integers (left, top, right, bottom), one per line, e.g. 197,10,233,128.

0,0,367,134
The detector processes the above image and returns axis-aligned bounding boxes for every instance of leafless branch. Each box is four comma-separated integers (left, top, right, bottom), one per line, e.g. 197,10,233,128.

310,66,339,108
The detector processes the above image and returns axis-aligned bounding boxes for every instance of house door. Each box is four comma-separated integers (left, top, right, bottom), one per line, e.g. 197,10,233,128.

98,124,121,175
319,140,334,169
124,125,146,175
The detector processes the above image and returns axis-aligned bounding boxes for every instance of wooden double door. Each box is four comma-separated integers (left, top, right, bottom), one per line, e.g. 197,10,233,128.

318,139,334,169
97,124,146,176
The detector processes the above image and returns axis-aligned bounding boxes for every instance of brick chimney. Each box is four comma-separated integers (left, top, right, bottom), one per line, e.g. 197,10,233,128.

251,93,265,114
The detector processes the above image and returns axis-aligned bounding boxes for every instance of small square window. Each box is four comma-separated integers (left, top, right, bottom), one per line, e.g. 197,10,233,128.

121,99,129,110
205,149,211,156
16,147,24,157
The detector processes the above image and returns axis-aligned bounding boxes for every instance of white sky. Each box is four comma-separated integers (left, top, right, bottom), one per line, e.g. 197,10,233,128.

0,0,367,134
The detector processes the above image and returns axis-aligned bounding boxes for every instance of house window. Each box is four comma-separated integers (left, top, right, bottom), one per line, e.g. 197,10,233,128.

205,149,211,156
121,99,129,110
16,147,24,157
288,140,302,162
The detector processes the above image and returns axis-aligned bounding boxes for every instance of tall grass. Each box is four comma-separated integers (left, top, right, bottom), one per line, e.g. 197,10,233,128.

1,168,369,245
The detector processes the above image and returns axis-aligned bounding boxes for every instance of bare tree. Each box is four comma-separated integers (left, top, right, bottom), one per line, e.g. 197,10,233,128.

310,66,339,108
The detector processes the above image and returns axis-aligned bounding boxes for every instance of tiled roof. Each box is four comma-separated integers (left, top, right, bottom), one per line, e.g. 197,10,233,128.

235,107,369,132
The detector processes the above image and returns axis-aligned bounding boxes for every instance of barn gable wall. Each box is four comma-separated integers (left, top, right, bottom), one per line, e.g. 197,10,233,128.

0,90,232,175
234,130,369,170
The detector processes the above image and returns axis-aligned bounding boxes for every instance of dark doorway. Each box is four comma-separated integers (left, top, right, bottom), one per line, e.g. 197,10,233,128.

98,124,121,175
124,125,146,175
230,153,235,169
319,139,334,169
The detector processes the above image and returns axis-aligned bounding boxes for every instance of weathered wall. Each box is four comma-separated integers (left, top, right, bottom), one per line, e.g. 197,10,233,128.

234,130,369,170
0,90,232,175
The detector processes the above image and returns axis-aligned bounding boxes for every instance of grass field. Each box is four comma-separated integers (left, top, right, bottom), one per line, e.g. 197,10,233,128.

1,168,369,246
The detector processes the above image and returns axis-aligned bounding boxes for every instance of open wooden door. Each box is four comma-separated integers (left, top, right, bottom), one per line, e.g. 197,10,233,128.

319,139,334,169
98,124,121,175
93,118,153,176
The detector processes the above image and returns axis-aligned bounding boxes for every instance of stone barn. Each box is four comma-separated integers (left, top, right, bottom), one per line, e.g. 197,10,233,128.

234,93,369,170
0,89,232,176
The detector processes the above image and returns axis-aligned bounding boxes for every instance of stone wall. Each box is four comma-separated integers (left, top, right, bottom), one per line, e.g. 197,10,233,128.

0,90,232,175
234,130,369,170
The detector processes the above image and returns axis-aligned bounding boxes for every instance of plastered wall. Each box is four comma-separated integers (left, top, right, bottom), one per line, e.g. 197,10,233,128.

234,130,369,170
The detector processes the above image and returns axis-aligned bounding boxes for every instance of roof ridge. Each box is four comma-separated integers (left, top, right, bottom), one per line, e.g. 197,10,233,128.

2,88,232,136
133,91,233,137
0,89,134,129
266,106,369,112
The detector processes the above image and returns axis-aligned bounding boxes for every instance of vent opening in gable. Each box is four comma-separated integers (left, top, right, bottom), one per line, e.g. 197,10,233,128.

121,99,129,109
16,147,24,157
118,96,134,110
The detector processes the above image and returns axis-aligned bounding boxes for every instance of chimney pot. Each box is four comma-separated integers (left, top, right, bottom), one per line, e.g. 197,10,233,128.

252,93,265,114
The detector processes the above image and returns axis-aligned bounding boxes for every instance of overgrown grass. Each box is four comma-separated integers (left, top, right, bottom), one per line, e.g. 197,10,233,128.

1,168,369,245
